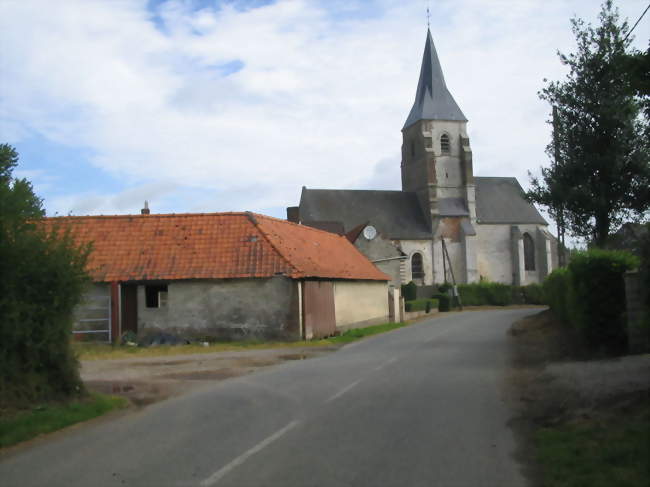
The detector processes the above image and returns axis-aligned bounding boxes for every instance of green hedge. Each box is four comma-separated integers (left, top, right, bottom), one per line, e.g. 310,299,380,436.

401,281,417,301
455,282,546,306
405,298,439,313
543,249,639,353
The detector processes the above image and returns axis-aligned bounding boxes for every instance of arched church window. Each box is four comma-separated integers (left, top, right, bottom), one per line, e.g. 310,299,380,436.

440,134,450,154
523,233,535,271
411,252,424,279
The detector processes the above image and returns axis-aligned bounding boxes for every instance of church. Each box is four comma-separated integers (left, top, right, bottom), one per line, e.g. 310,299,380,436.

287,29,558,288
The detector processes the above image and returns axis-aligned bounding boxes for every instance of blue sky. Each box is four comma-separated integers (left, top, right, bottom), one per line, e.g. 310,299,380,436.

1,0,648,221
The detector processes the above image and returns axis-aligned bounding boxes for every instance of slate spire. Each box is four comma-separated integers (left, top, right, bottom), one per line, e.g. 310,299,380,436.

403,29,467,129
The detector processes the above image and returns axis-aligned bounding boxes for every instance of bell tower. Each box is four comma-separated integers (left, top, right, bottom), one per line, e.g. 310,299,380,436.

401,29,478,284
401,29,476,227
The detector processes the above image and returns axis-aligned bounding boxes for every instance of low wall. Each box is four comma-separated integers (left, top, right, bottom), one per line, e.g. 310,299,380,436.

404,309,439,321
333,280,388,330
137,277,300,341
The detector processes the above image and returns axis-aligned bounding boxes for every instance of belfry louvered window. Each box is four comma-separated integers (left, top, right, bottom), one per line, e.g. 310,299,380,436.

440,134,450,154
411,252,424,279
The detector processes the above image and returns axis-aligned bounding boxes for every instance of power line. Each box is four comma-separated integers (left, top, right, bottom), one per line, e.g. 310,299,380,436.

623,2,650,42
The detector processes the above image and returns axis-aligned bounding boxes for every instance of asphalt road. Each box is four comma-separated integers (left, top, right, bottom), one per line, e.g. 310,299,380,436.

1,308,537,487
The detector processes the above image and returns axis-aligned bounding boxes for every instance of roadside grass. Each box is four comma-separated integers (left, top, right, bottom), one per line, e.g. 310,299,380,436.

535,400,650,487
0,393,128,449
74,321,413,360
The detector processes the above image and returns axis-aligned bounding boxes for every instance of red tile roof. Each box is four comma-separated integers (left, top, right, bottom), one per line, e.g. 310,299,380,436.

43,212,389,282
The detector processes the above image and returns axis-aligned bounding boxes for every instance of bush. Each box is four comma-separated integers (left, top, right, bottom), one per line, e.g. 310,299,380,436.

521,284,545,305
0,145,90,408
569,249,638,352
437,283,451,294
405,298,439,312
544,249,639,354
543,268,571,323
438,295,451,312
401,281,417,301
457,282,514,306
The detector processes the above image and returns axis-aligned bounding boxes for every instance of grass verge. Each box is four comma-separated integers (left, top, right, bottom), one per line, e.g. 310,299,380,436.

0,393,128,449
535,399,649,487
75,321,413,360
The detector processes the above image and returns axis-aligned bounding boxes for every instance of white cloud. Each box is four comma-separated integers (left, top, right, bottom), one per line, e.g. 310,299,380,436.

1,0,647,218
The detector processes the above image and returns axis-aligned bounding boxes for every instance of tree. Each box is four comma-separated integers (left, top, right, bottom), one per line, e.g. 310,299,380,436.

0,144,90,408
528,1,650,248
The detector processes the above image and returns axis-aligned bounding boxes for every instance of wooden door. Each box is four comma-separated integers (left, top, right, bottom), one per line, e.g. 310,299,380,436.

121,284,138,335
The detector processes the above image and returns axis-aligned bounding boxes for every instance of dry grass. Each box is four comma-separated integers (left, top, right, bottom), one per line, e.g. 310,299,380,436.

74,339,337,361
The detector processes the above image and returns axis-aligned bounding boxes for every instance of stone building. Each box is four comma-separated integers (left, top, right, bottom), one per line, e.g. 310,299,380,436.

288,29,557,286
45,211,390,342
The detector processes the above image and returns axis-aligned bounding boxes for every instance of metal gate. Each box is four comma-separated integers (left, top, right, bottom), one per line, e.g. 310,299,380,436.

73,284,111,342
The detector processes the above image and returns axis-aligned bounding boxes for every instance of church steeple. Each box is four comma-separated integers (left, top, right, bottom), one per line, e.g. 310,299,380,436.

403,29,466,129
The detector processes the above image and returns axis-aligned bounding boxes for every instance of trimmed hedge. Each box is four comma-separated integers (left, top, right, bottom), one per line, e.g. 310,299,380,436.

543,249,639,353
405,298,439,313
455,282,546,306
401,281,417,301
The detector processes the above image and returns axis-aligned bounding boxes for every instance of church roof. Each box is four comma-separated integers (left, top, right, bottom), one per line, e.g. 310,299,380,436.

475,177,547,225
299,188,432,239
403,29,467,129
298,178,547,240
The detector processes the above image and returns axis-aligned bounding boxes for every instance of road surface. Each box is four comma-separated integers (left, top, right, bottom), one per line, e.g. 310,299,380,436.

1,308,537,487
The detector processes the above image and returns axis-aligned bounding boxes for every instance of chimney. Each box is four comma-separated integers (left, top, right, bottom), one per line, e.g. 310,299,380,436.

141,200,150,215
286,206,299,223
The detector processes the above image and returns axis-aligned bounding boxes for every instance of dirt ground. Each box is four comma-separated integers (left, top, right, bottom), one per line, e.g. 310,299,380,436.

81,346,339,406
507,310,650,485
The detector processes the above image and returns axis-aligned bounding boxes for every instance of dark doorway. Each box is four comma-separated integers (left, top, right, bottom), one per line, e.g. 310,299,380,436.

121,284,138,335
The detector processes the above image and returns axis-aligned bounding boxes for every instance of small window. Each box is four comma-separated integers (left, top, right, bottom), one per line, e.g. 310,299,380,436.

425,137,432,149
523,233,535,271
440,134,450,154
145,284,168,308
410,140,416,158
411,253,424,279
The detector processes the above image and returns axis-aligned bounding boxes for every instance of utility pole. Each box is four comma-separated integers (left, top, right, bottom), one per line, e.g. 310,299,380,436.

552,106,567,267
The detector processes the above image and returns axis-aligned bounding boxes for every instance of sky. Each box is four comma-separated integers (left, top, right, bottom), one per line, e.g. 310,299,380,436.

1,0,648,227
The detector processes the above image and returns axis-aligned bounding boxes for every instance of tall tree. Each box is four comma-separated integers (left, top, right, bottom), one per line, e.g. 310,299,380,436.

528,0,650,247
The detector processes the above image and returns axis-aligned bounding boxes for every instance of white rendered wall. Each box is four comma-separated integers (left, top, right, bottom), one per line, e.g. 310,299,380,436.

333,281,389,330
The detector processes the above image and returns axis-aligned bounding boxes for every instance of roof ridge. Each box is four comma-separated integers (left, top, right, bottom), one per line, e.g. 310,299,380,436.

44,212,249,220
254,212,350,238
304,188,407,194
245,212,301,278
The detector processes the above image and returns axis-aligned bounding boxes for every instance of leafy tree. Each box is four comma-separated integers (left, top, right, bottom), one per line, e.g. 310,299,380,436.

528,1,650,247
0,144,90,408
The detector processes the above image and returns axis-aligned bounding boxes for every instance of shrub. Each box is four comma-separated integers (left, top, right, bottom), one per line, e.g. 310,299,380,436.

438,295,451,312
521,284,545,304
568,249,638,353
0,145,90,408
437,283,451,294
544,249,639,353
457,282,514,306
405,298,439,312
401,281,417,301
543,268,571,323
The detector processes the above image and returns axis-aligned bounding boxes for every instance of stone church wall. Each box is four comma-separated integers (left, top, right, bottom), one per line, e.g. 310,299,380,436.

399,240,434,285
475,224,514,283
